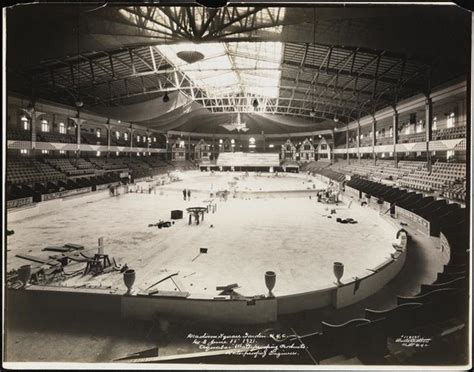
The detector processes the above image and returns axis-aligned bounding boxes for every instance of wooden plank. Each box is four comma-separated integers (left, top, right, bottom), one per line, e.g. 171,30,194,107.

216,283,239,291
42,246,72,253
145,272,179,290
63,243,84,250
146,290,190,298
15,254,60,266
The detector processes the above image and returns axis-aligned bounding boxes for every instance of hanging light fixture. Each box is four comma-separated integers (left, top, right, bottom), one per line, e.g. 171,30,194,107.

163,92,170,103
252,98,259,108
75,99,84,108
310,108,316,117
333,116,339,123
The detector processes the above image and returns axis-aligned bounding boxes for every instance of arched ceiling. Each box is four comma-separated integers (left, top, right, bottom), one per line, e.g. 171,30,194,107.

6,3,471,133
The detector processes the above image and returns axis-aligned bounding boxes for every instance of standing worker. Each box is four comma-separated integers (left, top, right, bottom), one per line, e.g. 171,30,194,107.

187,189,191,200
183,189,187,201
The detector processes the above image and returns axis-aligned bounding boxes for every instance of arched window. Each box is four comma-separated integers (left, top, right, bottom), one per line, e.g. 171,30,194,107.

59,122,66,134
447,112,455,128
41,119,49,132
249,137,256,148
432,116,438,131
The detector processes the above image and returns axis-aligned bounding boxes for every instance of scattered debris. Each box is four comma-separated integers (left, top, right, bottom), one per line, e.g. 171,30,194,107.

191,248,208,262
148,220,175,229
336,218,358,224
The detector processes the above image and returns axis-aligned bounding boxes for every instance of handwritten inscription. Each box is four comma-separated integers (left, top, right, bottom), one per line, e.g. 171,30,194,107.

187,333,305,358
395,335,432,348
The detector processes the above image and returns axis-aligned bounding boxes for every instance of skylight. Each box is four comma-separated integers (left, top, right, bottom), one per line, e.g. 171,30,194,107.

156,41,284,99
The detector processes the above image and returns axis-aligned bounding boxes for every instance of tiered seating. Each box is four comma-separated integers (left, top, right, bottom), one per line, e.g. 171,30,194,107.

310,167,346,182
299,161,331,173
143,158,169,168
359,137,372,146
6,159,65,185
111,137,130,146
398,161,466,193
375,136,393,145
71,158,98,175
81,132,107,145
45,159,95,176
432,161,466,180
332,160,379,177
7,129,30,141
432,126,466,140
398,133,425,143
397,160,426,172
399,170,444,192
37,132,76,143
89,157,129,171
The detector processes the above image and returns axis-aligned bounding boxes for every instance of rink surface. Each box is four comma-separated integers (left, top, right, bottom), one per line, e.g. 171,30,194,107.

7,172,397,297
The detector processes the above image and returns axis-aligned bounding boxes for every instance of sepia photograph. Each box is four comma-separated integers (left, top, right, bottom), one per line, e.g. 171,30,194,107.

2,0,472,369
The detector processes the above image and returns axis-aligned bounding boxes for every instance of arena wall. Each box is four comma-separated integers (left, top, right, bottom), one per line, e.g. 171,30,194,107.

276,287,334,315
7,187,126,223
121,295,277,324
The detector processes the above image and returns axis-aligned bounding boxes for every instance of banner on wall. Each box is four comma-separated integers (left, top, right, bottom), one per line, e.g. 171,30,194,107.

41,187,92,202
7,197,34,209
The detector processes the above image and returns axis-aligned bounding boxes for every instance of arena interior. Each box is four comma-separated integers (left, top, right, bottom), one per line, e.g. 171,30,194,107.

3,2,472,368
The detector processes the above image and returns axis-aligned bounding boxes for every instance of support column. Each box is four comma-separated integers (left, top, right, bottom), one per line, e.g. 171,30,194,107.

188,135,191,160
345,126,349,165
76,117,81,158
330,130,335,164
425,95,433,172
392,107,399,167
107,124,111,158
22,106,39,158
213,135,216,160
129,124,134,159
372,115,377,165
357,120,361,164
147,130,151,155
31,111,37,158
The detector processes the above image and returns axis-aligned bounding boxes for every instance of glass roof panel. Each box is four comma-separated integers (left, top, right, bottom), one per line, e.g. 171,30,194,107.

156,41,283,99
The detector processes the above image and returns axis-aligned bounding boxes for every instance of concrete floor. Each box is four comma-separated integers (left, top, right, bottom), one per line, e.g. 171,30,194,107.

7,172,396,297
4,172,448,364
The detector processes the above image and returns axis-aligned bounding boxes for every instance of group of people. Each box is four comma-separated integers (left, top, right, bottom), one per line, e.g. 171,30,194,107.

182,188,192,200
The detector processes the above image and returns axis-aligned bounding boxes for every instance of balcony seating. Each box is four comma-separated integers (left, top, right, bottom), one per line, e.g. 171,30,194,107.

37,132,76,144
80,132,107,145
432,126,466,140
398,133,425,144
7,128,31,141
